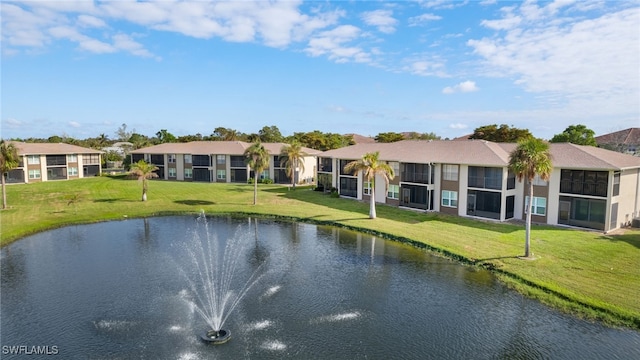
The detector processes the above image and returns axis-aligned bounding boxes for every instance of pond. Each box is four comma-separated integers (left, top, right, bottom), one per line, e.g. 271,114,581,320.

1,216,639,359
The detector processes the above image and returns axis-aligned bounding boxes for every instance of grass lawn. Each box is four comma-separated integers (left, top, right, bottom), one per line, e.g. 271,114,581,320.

2,175,639,329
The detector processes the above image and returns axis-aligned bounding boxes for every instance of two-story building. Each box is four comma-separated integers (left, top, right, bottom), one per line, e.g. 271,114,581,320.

5,142,103,183
318,140,640,233
129,141,320,185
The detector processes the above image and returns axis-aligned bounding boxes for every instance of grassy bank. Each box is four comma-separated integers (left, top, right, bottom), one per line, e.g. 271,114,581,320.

2,176,639,329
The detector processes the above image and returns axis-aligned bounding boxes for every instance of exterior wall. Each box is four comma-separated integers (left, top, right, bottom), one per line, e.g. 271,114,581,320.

457,165,469,217
546,168,561,226
614,168,640,228
176,154,185,181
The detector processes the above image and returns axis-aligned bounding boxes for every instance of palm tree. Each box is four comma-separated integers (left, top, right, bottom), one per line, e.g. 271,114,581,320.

0,140,20,209
508,138,553,258
129,160,159,201
279,142,308,190
344,151,395,219
244,142,269,205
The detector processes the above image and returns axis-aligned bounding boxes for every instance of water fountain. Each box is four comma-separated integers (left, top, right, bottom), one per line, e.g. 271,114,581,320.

181,212,268,344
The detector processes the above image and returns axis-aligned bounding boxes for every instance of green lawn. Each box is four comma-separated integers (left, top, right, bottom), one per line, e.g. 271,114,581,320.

2,175,639,329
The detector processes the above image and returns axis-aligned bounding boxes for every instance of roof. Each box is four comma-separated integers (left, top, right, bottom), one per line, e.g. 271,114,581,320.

346,133,376,144
322,140,640,170
595,128,640,146
130,141,321,156
10,141,103,155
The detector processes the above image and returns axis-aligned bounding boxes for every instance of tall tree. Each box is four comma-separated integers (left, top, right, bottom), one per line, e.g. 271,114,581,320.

344,151,395,219
155,129,177,144
375,132,405,143
115,123,134,142
211,127,240,141
279,142,308,190
129,160,159,201
549,124,597,146
508,138,553,258
470,124,532,142
244,142,270,205
258,125,283,143
0,140,20,209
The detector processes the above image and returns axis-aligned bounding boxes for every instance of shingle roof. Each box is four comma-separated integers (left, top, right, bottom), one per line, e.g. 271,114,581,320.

595,128,640,146
322,140,640,170
10,141,103,155
130,141,321,156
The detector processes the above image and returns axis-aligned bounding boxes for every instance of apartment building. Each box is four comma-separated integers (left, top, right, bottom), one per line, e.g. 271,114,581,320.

5,142,103,184
318,140,640,232
129,141,320,185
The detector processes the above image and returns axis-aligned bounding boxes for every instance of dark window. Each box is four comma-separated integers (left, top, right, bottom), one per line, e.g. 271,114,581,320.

340,160,353,176
468,190,501,220
317,173,332,192
401,163,431,184
339,177,358,197
46,155,67,166
274,169,289,184
192,155,211,167
273,156,282,168
399,184,431,210
560,170,608,197
506,195,515,219
613,172,620,196
131,154,144,163
230,168,247,182
558,196,606,230
47,167,67,180
507,170,516,190
5,169,24,183
150,155,164,165
468,167,502,190
318,157,333,173
230,156,245,168
193,168,211,182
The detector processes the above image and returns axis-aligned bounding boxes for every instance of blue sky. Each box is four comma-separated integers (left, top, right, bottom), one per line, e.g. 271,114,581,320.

2,0,638,141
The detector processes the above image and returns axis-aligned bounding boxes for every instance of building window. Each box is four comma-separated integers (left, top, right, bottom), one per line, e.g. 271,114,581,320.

387,184,399,199
83,154,100,164
217,155,226,164
28,169,41,179
68,154,77,163
27,155,40,165
532,174,548,186
184,154,192,164
184,168,193,179
525,196,547,216
217,169,226,180
363,181,372,195
613,172,620,196
68,167,78,176
442,190,458,207
168,154,176,163
443,164,458,181
387,162,400,176
169,168,177,177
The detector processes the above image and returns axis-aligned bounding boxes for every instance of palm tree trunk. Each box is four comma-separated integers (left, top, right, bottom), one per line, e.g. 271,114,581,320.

253,176,258,205
369,181,376,219
525,181,533,257
142,179,147,201
292,159,297,190
2,174,7,209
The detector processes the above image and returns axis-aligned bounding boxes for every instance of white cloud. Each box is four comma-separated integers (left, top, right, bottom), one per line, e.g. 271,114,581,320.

361,9,397,34
442,80,479,94
69,121,81,128
468,4,640,113
77,15,106,28
449,123,468,129
305,25,370,63
408,13,442,26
